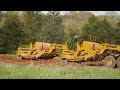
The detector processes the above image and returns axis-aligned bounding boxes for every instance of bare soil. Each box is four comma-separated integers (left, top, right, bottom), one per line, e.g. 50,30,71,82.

0,54,104,67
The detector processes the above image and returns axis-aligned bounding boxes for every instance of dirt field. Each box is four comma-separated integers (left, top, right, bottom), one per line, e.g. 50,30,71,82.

0,54,104,67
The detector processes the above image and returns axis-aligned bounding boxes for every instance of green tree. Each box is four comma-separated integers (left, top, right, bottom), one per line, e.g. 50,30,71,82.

41,11,65,44
62,11,93,50
112,22,120,44
81,15,115,44
63,11,93,36
20,11,43,44
0,11,24,54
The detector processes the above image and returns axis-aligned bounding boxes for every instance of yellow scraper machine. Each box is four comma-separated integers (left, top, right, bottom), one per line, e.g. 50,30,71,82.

61,40,120,68
17,40,120,68
61,41,102,62
16,42,68,60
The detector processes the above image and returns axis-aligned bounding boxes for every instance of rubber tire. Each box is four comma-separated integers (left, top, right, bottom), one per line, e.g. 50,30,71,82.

104,56,116,68
117,56,120,68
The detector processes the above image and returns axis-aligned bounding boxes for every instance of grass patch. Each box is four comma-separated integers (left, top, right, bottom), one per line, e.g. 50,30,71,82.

0,63,120,79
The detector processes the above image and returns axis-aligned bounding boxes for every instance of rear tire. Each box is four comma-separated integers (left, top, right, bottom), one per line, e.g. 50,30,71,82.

104,56,116,68
117,56,120,68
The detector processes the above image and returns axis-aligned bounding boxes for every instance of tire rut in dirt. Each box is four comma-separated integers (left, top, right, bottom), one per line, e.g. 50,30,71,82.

0,54,81,67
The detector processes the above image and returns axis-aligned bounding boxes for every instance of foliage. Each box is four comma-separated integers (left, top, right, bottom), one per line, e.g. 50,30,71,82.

20,11,43,44
41,11,65,44
81,15,120,44
0,11,120,53
0,11,24,54
63,11,93,50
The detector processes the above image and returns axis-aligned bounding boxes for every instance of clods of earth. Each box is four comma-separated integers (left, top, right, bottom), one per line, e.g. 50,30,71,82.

0,54,104,67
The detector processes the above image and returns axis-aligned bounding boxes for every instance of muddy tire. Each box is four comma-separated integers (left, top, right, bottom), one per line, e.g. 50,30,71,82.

117,56,120,68
104,56,116,68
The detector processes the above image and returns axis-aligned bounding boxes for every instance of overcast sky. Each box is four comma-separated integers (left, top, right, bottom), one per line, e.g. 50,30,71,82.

90,11,120,16
90,11,106,16
61,11,120,16
42,11,120,16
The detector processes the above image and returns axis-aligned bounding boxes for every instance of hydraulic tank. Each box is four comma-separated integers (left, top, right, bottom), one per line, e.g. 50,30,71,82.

32,42,51,50
78,41,101,51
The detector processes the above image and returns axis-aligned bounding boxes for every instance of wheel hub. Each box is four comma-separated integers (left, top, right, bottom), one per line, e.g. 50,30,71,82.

107,60,112,65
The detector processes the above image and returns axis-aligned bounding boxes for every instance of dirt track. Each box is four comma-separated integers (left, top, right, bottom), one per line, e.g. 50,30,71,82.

0,54,104,67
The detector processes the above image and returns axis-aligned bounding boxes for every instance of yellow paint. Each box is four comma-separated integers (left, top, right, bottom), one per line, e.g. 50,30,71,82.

17,40,120,61
106,60,112,65
16,42,68,59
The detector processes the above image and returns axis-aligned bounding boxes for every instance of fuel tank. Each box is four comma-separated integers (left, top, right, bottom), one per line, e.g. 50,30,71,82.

30,42,51,50
77,41,101,51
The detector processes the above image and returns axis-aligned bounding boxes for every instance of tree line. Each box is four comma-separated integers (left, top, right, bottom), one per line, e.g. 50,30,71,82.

0,11,120,54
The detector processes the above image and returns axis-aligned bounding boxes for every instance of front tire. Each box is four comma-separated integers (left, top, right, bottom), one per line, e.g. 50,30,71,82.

104,56,116,68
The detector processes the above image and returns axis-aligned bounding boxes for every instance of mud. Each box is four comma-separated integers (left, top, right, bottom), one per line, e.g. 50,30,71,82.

0,54,104,67
81,61,104,66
